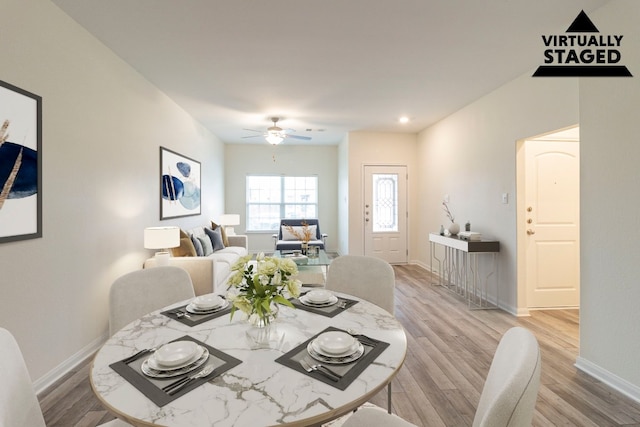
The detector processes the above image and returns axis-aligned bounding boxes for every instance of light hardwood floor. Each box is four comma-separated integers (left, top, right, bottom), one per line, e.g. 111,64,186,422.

39,264,640,426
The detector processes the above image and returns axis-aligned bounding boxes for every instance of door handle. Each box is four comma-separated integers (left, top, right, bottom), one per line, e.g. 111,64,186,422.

527,229,535,235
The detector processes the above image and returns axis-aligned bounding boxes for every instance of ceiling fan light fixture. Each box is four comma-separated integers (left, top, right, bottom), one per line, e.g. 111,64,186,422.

266,132,284,145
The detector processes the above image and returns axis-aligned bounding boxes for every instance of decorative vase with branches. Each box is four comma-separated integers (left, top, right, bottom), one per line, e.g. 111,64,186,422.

442,201,460,235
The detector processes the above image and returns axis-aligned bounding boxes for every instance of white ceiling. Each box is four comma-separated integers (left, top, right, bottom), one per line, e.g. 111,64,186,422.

50,0,609,145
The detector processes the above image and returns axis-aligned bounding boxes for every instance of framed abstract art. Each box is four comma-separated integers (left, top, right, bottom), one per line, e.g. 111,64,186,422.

160,146,201,220
0,80,42,243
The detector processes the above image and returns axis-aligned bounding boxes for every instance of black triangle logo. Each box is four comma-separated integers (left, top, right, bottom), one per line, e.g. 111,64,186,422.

566,10,599,33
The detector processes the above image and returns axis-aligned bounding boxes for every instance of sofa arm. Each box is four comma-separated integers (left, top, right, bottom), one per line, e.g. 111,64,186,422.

144,257,214,296
227,234,247,249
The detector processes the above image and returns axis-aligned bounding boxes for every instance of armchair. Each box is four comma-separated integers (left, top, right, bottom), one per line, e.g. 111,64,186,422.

272,218,327,251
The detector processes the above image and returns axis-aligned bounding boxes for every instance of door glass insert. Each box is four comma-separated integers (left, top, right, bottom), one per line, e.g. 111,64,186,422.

372,173,398,232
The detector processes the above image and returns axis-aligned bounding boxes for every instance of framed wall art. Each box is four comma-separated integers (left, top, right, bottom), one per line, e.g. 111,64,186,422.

0,80,42,243
160,146,201,220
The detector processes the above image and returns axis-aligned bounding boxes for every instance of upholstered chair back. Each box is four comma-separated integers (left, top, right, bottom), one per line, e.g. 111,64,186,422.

0,328,47,427
109,266,195,336
325,255,395,314
472,326,542,427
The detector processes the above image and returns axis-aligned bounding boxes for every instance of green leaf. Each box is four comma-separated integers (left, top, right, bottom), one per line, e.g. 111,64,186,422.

272,294,294,308
253,275,266,296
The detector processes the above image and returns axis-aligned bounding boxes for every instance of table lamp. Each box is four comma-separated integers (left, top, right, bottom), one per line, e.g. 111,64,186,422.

144,226,180,266
218,214,240,235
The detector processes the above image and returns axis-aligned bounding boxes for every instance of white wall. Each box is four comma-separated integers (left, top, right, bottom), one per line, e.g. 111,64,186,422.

577,0,640,399
0,0,225,389
337,134,350,255
415,0,640,398
346,132,419,257
416,74,579,313
224,143,338,253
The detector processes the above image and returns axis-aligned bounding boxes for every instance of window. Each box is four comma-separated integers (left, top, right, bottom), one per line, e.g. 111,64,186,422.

372,173,398,232
246,175,318,231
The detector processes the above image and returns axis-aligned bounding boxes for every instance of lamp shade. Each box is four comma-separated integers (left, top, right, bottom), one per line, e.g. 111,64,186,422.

144,226,180,250
218,214,240,226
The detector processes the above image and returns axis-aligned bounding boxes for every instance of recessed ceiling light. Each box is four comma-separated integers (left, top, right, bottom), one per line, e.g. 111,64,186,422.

399,116,410,124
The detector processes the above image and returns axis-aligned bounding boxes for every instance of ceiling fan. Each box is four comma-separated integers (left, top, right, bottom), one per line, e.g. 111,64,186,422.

243,117,312,145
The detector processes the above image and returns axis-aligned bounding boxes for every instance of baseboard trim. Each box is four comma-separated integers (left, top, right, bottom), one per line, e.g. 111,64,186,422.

34,332,108,396
575,356,640,404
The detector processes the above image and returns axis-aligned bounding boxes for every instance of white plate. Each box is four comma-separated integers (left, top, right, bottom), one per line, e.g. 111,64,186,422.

311,339,359,358
307,341,365,365
186,299,229,314
299,295,338,307
192,294,225,309
152,341,200,368
147,345,205,371
142,348,209,378
305,290,333,303
315,331,357,355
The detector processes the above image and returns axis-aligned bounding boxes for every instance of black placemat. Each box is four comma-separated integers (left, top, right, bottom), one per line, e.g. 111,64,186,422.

161,302,232,326
275,326,390,390
291,294,359,318
110,335,242,407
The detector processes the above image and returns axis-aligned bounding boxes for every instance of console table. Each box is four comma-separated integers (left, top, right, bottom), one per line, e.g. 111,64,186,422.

429,233,500,309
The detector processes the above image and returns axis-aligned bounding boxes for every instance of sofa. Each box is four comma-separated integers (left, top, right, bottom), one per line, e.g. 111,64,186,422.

144,224,248,296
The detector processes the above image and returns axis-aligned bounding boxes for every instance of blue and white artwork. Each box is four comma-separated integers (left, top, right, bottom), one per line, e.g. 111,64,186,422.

160,147,201,219
0,81,42,243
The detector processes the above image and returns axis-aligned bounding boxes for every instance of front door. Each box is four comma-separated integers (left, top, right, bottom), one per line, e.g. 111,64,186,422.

363,165,408,264
525,140,580,308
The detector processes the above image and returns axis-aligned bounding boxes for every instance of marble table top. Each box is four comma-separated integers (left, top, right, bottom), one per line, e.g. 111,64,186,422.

91,291,407,427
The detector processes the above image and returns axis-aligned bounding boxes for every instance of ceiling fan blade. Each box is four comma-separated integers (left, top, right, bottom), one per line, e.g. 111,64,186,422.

243,128,263,133
285,134,312,141
242,134,263,138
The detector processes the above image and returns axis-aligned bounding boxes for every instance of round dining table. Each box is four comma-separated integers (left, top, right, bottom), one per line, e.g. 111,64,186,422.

90,291,407,427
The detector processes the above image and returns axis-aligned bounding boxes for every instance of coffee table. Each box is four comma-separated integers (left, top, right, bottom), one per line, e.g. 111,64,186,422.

273,249,332,286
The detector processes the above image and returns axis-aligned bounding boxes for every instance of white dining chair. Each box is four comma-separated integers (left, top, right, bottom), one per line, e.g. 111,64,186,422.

0,328,130,427
471,326,541,427
325,255,395,314
109,266,195,336
324,254,396,413
340,326,542,427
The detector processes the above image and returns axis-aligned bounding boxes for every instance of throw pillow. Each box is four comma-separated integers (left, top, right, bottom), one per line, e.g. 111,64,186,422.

205,226,226,252
211,221,229,247
171,229,197,257
191,234,204,256
198,235,214,256
281,225,317,241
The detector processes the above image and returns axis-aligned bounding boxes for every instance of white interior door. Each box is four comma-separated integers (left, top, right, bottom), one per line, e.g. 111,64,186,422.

525,140,580,308
363,165,407,264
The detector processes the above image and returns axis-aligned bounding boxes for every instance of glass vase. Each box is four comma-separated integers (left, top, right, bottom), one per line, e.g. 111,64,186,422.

245,303,282,349
248,302,279,328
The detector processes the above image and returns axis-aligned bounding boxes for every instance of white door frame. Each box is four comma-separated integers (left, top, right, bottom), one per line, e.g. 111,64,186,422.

516,125,580,316
362,164,408,264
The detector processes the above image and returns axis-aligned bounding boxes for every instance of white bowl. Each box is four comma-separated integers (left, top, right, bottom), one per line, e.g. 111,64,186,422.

315,331,356,355
193,294,224,309
153,341,199,367
306,290,332,303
